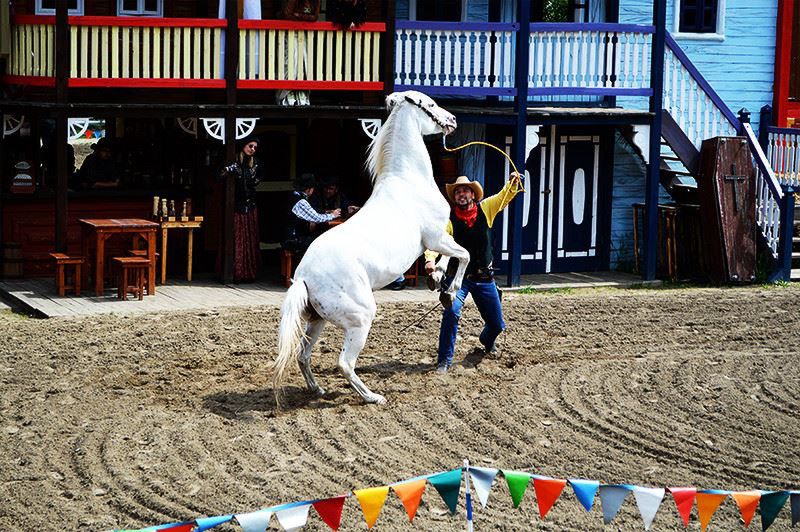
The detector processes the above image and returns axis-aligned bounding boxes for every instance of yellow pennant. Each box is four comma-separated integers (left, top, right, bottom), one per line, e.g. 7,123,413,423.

392,479,427,522
354,486,391,529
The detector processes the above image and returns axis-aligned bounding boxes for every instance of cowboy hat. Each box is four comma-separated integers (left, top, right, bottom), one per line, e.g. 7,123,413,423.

445,175,483,203
293,172,317,191
90,137,112,151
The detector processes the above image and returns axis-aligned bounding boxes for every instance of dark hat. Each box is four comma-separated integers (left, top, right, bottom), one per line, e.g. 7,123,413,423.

294,173,316,191
91,137,112,151
319,174,340,187
238,135,260,151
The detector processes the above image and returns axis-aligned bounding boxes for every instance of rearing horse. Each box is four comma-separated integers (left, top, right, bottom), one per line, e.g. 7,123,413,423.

274,91,470,404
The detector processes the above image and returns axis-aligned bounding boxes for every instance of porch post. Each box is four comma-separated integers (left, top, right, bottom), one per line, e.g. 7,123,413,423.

383,0,396,95
222,0,238,283
644,0,667,280
54,0,69,252
506,0,530,287
776,185,796,282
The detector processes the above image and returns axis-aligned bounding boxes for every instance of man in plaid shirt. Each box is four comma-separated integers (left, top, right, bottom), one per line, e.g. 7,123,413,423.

284,173,341,254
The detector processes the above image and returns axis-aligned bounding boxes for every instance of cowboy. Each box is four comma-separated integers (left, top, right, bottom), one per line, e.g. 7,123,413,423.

424,172,523,372
78,137,119,189
283,173,341,255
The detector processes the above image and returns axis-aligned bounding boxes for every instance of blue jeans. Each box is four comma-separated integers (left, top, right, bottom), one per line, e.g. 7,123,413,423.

437,277,505,366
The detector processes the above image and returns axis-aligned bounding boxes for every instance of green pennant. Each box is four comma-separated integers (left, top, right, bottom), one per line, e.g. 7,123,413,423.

760,491,790,531
429,469,463,515
502,470,532,508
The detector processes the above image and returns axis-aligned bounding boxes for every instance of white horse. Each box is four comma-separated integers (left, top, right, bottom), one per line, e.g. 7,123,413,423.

274,91,470,404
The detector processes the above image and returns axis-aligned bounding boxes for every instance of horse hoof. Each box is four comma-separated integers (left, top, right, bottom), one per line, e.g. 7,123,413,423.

314,387,326,397
366,394,387,405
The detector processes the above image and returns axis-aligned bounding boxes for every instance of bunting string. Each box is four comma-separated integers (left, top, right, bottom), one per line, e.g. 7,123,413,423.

117,462,800,532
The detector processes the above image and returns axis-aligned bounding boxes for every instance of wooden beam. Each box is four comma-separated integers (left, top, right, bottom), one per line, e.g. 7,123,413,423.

54,0,69,252
382,0,396,95
222,0,237,284
660,109,699,175
773,0,793,127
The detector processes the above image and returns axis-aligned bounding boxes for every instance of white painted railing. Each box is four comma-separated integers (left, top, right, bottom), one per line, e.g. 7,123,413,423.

743,124,785,256
9,20,55,77
766,127,800,187
394,21,517,95
528,23,653,94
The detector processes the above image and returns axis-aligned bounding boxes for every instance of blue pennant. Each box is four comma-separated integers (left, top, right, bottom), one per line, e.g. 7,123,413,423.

194,515,233,531
569,479,600,512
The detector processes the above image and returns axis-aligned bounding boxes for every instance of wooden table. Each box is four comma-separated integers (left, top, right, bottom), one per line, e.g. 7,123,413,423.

160,219,202,284
79,218,159,297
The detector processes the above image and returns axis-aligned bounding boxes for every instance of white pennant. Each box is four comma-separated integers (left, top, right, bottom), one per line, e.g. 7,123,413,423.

599,485,631,524
235,509,273,532
469,467,499,508
633,486,665,530
275,503,312,531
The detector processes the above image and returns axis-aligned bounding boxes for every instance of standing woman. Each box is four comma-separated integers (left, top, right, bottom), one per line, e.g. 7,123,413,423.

220,136,262,282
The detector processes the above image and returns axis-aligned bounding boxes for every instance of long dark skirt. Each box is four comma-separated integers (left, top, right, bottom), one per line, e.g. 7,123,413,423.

233,208,260,282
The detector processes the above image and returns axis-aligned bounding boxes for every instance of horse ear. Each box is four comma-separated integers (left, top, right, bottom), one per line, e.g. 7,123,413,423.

385,92,406,112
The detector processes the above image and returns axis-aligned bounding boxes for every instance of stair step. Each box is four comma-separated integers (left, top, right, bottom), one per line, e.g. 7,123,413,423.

792,269,800,281
794,237,800,244
661,155,682,161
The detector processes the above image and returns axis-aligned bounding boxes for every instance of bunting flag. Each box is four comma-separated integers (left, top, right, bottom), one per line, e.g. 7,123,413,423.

194,515,233,531
429,469,462,515
234,509,272,532
392,479,427,522
313,496,347,531
502,470,532,508
792,493,800,527
668,487,697,527
696,491,728,532
275,503,311,532
354,486,390,528
469,467,499,508
599,485,631,524
532,477,567,518
633,486,665,530
569,479,600,512
732,491,761,528
759,491,790,531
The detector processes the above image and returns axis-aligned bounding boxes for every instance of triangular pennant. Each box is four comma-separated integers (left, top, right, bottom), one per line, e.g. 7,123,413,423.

697,491,728,532
792,493,800,527
732,491,761,528
313,496,347,531
392,479,427,522
501,470,531,508
599,485,631,524
533,478,567,518
194,515,233,531
469,467,498,508
668,487,697,527
275,503,312,532
234,509,273,532
633,487,665,530
151,524,195,532
569,479,600,512
429,469,462,515
354,486,390,529
760,491,790,531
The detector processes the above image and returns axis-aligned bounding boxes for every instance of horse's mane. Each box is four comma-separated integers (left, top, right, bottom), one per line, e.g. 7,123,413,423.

365,106,399,184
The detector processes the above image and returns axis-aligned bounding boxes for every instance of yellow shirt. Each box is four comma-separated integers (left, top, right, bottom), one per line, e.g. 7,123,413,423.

424,178,521,263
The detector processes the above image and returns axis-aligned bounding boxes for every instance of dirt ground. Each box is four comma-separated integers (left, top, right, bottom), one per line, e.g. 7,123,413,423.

1,285,799,531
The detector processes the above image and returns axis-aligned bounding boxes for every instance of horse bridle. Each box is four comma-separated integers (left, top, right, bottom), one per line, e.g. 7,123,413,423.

404,95,452,133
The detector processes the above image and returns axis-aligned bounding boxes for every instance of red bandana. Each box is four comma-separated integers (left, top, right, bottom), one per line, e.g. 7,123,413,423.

454,203,478,228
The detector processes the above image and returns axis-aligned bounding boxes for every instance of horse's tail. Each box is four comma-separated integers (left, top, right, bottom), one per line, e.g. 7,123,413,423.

273,278,309,404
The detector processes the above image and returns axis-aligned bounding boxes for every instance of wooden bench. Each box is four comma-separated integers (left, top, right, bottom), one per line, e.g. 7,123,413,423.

112,256,151,301
49,253,85,296
280,249,294,288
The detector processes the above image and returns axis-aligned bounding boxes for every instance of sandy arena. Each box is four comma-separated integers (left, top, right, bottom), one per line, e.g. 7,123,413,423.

1,285,799,531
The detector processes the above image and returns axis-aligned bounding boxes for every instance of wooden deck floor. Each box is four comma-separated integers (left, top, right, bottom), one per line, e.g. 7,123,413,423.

0,271,654,319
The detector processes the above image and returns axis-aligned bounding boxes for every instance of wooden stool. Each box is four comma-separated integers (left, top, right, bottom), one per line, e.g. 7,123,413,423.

112,256,151,301
280,249,294,288
50,253,85,296
128,250,159,285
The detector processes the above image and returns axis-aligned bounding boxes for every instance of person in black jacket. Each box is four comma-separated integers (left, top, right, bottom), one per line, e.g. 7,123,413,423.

220,136,262,282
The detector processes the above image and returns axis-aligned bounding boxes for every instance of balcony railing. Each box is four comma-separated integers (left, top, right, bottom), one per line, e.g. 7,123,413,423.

766,126,800,187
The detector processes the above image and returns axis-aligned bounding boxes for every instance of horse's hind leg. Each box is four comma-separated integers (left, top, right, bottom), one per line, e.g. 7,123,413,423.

338,325,385,404
298,319,326,396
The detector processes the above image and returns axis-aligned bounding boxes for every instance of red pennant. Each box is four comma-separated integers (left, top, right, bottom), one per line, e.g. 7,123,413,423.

668,487,697,527
161,525,194,532
313,496,347,531
533,478,567,519
732,491,761,528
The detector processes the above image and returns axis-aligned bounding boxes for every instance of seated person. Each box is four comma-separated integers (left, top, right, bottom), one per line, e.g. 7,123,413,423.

283,173,341,254
77,137,119,189
310,174,360,216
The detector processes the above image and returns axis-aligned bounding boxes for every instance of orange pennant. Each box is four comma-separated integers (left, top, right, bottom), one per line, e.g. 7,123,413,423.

697,492,728,532
732,491,761,528
392,479,427,522
533,478,567,519
354,486,390,529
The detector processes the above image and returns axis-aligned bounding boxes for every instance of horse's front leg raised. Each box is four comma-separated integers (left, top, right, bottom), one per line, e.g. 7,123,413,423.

425,233,470,307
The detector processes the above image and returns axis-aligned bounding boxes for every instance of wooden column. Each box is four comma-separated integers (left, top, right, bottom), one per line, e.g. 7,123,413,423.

773,0,793,127
382,0,396,95
55,1,69,252
644,0,667,281
222,0,238,283
505,0,531,287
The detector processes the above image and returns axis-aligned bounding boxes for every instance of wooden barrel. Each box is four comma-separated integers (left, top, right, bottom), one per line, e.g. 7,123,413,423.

1,242,23,279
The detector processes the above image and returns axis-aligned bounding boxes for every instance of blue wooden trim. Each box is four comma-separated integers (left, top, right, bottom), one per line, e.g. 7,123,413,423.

773,186,795,282
395,20,519,32
394,84,517,97
528,87,653,96
664,32,741,130
529,22,655,33
767,126,800,136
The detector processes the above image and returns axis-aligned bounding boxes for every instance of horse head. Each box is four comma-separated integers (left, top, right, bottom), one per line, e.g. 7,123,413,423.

386,90,457,137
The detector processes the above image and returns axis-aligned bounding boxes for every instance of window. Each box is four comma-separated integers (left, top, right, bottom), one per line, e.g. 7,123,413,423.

675,0,725,38
118,0,163,17
414,0,463,21
35,0,84,15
